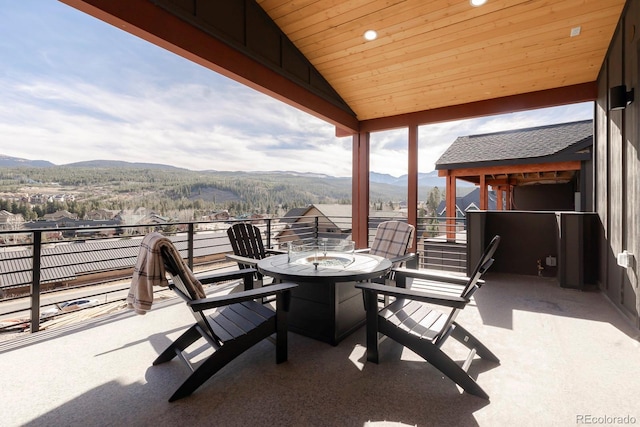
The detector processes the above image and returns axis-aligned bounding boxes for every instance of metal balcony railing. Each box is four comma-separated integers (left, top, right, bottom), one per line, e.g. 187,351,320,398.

0,214,465,334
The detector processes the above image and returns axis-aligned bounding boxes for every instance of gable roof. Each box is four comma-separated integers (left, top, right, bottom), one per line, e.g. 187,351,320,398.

279,207,308,225
437,188,498,217
435,120,593,170
309,204,353,220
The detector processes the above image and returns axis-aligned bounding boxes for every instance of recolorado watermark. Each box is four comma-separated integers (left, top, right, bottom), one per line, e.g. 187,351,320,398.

576,414,637,425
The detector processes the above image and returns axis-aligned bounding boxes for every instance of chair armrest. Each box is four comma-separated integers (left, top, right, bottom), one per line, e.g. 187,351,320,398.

392,267,481,286
265,249,287,255
195,268,258,285
226,254,259,266
353,251,414,265
189,282,298,311
388,253,415,264
356,282,468,309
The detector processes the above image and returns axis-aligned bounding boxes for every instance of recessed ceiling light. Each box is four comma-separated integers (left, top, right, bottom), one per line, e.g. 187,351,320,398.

470,0,487,6
570,26,581,37
363,30,378,41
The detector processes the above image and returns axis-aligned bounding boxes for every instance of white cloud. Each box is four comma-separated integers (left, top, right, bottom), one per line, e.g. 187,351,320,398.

0,3,594,179
0,74,354,174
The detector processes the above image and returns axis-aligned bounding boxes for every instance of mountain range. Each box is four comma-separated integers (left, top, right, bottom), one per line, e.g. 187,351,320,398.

0,154,471,189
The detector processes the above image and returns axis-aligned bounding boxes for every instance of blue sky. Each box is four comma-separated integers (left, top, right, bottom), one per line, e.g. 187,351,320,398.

0,2,593,177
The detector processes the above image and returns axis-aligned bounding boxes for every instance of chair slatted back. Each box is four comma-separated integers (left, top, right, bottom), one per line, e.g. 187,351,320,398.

161,246,221,345
434,235,500,344
460,235,501,300
228,223,267,261
370,221,415,267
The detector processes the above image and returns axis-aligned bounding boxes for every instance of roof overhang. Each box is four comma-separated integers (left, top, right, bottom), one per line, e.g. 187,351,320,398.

58,0,622,136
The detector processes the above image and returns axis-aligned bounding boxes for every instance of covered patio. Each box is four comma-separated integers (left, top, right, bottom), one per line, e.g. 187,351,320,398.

2,1,639,425
2,273,639,426
54,0,640,330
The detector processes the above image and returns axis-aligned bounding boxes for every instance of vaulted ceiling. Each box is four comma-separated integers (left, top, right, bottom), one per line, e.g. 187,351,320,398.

258,0,623,120
61,0,626,134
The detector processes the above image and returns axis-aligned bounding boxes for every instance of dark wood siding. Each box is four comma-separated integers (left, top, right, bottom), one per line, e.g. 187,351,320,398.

622,0,639,319
596,0,640,327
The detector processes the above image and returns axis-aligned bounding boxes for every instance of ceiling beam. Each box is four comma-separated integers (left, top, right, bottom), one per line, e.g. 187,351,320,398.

359,82,597,133
438,160,582,178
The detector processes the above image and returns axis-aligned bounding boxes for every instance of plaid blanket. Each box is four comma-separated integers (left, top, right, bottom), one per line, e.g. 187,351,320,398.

127,232,205,315
370,221,415,266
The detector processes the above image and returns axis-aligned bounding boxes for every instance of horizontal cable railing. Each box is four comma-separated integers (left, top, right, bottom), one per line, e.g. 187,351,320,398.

0,214,466,334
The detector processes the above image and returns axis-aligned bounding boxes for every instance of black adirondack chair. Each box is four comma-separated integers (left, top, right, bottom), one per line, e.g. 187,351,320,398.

154,243,297,402
226,223,285,288
356,235,501,400
357,220,416,304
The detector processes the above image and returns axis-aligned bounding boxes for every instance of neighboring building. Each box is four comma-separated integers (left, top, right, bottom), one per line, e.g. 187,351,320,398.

436,188,498,220
277,204,353,245
277,204,408,245
278,207,307,225
0,210,24,231
436,119,593,213
85,209,119,220
206,210,230,221
114,208,148,226
23,218,122,238
135,212,173,235
0,232,231,294
43,210,78,221
139,212,171,225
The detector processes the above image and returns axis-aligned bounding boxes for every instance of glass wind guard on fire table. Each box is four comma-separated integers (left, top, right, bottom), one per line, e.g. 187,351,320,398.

288,239,355,269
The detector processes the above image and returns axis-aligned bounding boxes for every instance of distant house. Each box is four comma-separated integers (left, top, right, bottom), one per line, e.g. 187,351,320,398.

277,204,353,245
436,187,498,220
85,209,119,220
114,208,148,226
0,210,24,231
43,210,78,221
277,204,408,245
279,207,307,225
209,210,230,221
0,233,230,294
138,213,172,232
23,218,122,238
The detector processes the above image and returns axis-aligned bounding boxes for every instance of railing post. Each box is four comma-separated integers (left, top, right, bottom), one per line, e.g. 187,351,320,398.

187,223,194,270
30,231,42,333
266,218,272,248
314,216,319,240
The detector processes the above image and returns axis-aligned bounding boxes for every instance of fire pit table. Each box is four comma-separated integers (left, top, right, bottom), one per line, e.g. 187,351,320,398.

257,240,391,345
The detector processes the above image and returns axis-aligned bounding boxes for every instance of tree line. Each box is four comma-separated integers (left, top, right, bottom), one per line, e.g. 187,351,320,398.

0,166,370,220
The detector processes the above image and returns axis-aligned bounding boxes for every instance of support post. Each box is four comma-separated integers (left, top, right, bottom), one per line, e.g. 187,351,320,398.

446,174,457,241
352,132,370,249
480,174,488,210
408,125,418,251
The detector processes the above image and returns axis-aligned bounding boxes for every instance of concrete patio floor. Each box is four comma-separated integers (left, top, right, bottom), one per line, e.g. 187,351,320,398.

1,273,639,427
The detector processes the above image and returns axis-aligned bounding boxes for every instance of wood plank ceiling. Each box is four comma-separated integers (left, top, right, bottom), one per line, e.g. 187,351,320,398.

256,0,626,122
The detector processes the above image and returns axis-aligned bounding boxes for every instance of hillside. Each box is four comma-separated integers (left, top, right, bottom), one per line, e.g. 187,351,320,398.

0,155,472,218
0,154,54,168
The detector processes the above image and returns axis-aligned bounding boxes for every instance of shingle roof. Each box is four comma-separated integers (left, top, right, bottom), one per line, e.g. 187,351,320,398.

279,207,308,224
0,232,232,289
435,120,592,169
311,204,353,221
